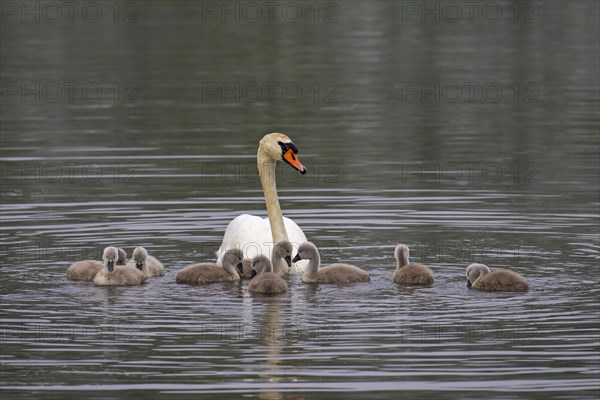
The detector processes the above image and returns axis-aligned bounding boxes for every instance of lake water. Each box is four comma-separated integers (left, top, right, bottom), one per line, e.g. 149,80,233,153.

1,1,599,399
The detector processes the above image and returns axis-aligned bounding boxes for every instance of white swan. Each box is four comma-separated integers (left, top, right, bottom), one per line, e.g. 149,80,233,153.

216,133,308,274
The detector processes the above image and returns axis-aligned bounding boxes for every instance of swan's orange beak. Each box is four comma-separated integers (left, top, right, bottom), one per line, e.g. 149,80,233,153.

283,148,307,174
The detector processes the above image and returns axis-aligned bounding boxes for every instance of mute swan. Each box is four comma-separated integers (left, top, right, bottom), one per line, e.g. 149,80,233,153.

292,242,370,284
216,133,308,274
248,255,288,294
466,263,529,292
126,247,165,277
176,249,244,284
67,247,127,281
93,247,147,286
393,244,434,285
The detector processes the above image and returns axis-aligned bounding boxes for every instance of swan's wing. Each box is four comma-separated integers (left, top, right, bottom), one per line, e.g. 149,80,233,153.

216,214,271,263
283,216,307,246
216,214,308,274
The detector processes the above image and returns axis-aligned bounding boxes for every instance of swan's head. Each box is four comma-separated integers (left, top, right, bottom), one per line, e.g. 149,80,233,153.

466,263,491,287
102,246,119,272
117,248,128,265
259,132,307,174
131,247,148,271
223,249,244,277
394,244,410,267
250,254,273,278
272,240,293,267
292,241,319,263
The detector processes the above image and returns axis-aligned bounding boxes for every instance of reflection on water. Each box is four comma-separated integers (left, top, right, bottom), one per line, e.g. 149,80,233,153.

1,1,599,399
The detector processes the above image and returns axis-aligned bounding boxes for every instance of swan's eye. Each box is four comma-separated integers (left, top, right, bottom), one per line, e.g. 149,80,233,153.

278,141,299,154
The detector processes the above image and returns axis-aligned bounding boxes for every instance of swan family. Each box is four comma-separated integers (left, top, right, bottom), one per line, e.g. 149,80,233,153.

66,133,529,292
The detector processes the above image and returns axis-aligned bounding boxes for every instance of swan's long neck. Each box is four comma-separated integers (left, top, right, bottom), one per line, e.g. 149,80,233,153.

258,152,288,243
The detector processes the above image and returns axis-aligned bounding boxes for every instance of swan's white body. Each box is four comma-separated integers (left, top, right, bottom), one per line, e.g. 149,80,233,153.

216,133,309,274
216,214,308,274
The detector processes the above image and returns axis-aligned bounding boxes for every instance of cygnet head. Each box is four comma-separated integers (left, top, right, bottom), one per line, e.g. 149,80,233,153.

259,133,307,174
222,249,244,277
103,246,119,272
272,240,293,268
131,247,148,271
250,255,273,278
466,263,491,287
292,241,319,263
